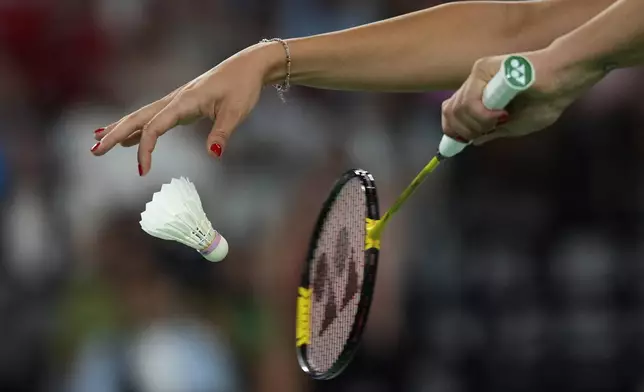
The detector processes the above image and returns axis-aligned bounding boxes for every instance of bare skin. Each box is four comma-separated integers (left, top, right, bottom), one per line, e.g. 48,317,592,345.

89,0,616,176
442,0,644,145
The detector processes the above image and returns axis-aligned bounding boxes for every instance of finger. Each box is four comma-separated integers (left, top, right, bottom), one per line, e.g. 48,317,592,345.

457,106,508,139
496,112,510,126
455,75,508,135
137,95,194,175
137,125,160,176
94,124,114,141
443,77,503,142
92,105,159,156
450,119,478,142
91,90,184,155
458,110,491,138
137,110,179,176
472,127,511,146
469,99,509,126
442,98,466,141
442,98,480,142
92,114,147,156
120,130,142,147
443,114,477,142
205,104,245,158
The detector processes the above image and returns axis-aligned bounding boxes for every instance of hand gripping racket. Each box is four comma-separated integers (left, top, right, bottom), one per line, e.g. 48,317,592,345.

295,55,535,380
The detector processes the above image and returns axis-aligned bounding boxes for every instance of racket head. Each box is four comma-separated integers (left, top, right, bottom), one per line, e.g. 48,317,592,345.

296,169,380,380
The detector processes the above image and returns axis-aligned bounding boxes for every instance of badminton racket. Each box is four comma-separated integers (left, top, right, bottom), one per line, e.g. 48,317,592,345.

295,55,535,380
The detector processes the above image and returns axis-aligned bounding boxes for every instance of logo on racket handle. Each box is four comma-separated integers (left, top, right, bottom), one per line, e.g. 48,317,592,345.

504,56,534,89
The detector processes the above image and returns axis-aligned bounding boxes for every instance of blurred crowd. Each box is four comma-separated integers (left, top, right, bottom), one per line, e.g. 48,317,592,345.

1,0,644,391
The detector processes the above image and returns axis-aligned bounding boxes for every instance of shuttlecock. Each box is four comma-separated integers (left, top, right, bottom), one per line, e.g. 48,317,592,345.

140,177,228,262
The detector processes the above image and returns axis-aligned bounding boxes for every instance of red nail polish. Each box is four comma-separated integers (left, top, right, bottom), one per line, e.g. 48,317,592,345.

453,135,468,143
94,128,105,134
138,164,143,176
497,114,509,125
90,142,101,152
210,143,222,157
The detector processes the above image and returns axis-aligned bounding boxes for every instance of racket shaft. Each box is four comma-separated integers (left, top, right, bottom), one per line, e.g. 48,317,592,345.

368,156,441,239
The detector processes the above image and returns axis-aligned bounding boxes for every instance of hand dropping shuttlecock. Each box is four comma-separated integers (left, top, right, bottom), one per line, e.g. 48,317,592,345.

140,177,228,262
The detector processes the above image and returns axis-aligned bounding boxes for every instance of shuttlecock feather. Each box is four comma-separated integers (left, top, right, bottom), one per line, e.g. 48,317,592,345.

140,177,228,262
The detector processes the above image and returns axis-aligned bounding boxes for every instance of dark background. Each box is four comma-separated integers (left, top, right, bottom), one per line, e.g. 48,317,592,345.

1,0,644,391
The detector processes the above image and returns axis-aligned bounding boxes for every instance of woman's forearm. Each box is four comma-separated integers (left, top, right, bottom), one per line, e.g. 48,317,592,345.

259,0,615,92
550,0,644,74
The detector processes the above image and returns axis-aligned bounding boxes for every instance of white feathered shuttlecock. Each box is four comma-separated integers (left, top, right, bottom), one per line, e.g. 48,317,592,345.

140,177,228,262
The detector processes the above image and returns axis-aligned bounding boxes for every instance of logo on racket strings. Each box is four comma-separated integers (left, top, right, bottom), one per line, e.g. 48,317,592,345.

312,228,360,337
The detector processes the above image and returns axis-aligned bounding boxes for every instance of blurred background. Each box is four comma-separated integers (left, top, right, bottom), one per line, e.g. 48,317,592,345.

1,0,644,391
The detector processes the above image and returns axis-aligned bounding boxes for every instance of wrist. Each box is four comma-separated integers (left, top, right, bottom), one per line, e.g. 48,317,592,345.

251,41,290,86
528,42,606,97
547,35,613,81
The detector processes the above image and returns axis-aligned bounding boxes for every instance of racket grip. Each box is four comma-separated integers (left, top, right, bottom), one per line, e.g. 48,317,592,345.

438,55,536,158
438,136,469,158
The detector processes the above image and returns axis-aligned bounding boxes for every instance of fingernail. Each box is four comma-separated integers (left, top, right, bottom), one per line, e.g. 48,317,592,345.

94,128,104,134
210,143,222,157
138,164,143,176
497,114,509,125
90,142,101,152
453,135,468,143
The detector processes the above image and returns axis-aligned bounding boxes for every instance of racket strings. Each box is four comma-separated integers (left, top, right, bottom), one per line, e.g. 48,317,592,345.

307,177,366,374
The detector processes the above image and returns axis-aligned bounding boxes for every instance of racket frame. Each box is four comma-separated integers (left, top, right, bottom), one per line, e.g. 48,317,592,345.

296,169,380,380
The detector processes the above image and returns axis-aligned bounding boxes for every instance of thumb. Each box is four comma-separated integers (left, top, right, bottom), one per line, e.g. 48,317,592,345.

471,56,502,84
206,105,244,158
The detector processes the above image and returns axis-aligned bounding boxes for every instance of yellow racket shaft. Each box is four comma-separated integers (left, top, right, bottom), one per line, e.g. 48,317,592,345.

366,156,442,248
364,56,535,250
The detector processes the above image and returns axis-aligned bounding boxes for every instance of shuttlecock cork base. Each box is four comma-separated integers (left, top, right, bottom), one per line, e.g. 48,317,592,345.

140,177,229,262
199,231,229,262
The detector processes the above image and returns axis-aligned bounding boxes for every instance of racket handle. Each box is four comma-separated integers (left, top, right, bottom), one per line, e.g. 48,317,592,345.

438,55,536,158
438,136,469,158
